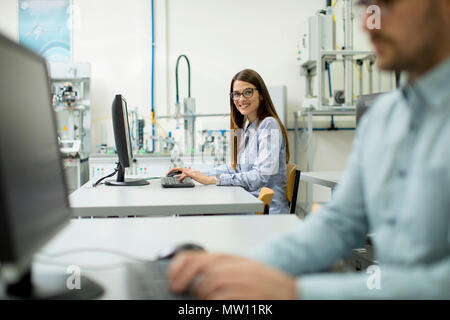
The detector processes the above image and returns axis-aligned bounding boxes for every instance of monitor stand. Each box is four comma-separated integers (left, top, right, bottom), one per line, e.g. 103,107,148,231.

104,163,149,186
5,268,104,300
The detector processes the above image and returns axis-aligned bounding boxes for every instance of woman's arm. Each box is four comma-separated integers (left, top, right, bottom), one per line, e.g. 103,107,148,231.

200,164,236,177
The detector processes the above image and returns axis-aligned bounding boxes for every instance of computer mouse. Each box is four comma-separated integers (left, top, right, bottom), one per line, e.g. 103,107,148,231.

157,242,205,260
167,170,183,177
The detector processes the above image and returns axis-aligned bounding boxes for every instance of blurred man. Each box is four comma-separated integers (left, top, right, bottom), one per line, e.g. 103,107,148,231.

168,0,450,299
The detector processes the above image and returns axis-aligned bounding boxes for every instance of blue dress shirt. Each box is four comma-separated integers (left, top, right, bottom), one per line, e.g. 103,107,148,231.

248,57,450,299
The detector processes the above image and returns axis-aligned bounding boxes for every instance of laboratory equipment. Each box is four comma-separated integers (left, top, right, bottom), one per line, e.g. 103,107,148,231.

157,54,230,164
50,61,91,192
50,61,91,156
297,0,377,109
128,109,146,154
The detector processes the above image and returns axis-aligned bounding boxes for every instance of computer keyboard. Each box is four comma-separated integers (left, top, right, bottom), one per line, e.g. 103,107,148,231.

125,260,196,300
161,176,195,188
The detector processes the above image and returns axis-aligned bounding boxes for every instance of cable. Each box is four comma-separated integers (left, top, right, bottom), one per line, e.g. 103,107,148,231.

354,62,363,79
151,0,155,152
35,247,153,272
175,54,191,104
39,247,149,263
34,258,127,271
326,62,333,97
92,162,120,187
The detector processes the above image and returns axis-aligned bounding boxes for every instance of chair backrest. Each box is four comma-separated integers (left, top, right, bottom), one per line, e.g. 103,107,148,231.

257,187,274,215
290,169,301,214
286,164,301,214
286,164,297,203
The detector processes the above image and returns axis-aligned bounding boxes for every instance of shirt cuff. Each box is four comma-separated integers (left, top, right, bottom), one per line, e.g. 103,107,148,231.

217,173,233,186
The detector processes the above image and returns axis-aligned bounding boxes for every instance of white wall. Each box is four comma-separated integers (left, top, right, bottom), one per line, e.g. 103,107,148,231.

71,0,152,148
0,0,18,40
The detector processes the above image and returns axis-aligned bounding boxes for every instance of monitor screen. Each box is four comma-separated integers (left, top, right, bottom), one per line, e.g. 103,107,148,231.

0,34,71,277
105,94,148,186
121,96,133,165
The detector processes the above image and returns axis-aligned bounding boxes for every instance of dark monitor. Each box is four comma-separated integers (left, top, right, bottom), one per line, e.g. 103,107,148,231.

104,94,149,186
0,33,103,299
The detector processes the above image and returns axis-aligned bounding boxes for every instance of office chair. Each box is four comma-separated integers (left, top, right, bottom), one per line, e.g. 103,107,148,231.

256,187,274,215
286,163,301,214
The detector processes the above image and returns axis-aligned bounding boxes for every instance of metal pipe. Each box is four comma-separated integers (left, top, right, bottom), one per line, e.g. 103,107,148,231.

344,0,353,106
368,60,374,94
175,55,191,103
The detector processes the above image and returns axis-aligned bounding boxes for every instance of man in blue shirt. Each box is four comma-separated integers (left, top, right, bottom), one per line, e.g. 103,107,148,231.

168,0,450,299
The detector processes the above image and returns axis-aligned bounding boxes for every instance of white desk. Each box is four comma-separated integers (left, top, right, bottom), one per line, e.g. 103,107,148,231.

301,171,343,189
69,179,264,217
35,215,301,299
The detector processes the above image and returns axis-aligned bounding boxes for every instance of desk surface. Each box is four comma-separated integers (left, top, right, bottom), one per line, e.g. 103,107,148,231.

301,171,343,189
35,215,301,299
69,179,264,217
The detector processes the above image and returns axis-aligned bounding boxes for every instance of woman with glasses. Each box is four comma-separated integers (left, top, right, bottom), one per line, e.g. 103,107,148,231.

168,69,290,214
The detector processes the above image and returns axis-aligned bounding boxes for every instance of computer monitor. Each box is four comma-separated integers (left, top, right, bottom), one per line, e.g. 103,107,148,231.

0,33,103,299
104,94,149,186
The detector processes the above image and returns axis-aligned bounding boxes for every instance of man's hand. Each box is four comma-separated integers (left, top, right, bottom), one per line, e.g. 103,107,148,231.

168,251,298,300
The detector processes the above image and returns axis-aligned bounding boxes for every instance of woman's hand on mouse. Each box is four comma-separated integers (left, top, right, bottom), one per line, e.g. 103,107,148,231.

166,167,184,176
168,251,298,300
168,167,216,185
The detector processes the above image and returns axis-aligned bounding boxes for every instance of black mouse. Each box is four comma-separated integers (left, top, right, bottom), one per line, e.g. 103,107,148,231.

167,170,183,177
157,242,205,260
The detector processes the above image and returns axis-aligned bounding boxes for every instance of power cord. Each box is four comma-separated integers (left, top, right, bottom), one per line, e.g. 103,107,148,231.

92,163,120,187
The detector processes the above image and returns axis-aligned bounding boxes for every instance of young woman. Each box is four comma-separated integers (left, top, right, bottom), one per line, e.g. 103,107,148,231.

168,69,290,214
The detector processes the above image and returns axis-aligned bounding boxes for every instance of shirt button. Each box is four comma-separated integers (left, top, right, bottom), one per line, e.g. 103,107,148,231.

398,170,407,178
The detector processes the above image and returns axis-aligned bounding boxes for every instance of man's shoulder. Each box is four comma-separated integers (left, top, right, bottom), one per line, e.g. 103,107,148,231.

359,90,402,127
370,90,402,117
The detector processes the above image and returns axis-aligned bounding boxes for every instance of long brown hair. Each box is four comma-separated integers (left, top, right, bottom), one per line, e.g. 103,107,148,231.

229,69,290,170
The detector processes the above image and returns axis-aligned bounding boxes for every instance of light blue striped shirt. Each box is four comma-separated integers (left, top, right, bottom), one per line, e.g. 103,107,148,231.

249,57,450,299
201,117,290,214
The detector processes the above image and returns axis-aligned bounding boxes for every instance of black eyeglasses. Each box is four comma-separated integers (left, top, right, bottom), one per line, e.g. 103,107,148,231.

230,88,258,101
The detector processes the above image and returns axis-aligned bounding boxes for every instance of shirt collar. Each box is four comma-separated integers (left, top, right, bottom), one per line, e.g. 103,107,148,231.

402,56,450,110
244,118,259,132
